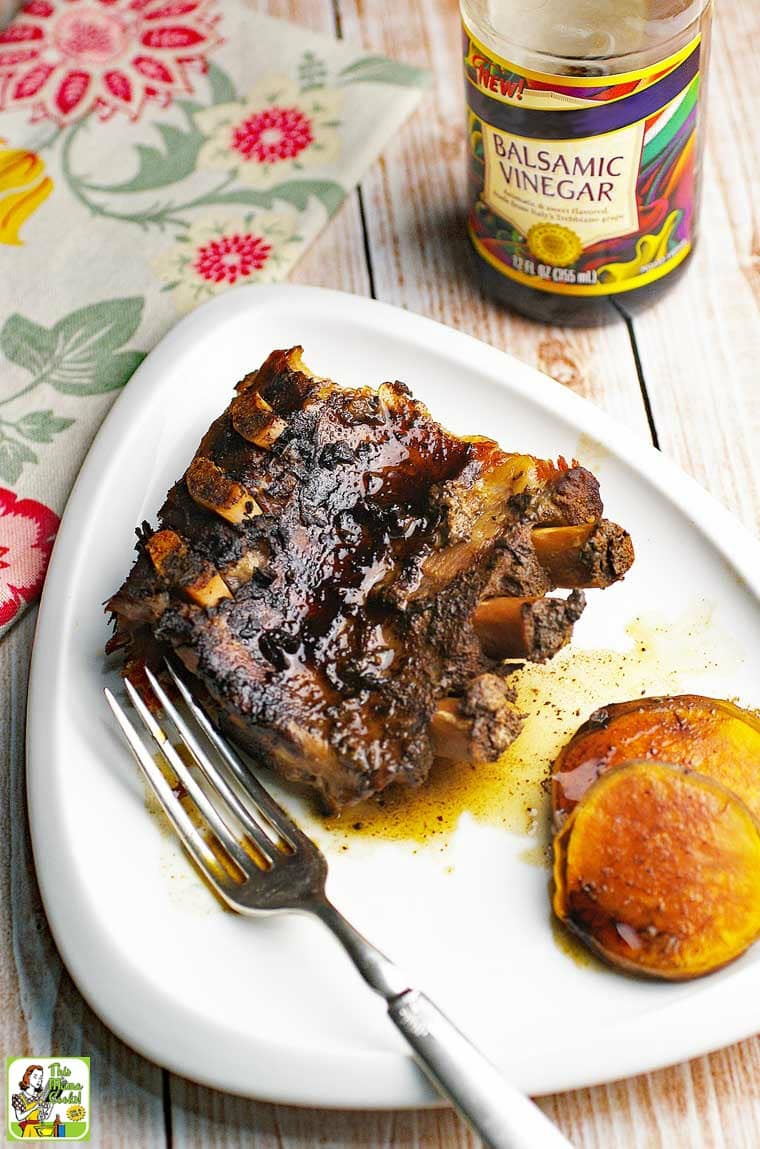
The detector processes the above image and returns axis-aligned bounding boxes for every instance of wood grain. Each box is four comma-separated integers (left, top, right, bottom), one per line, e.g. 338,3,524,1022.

0,614,167,1147
624,0,760,534
538,1041,760,1149
290,192,371,296
171,1083,482,1148
4,0,759,1145
0,0,18,30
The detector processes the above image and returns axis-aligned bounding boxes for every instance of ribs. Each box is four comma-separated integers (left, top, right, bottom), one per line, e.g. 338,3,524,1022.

107,347,634,810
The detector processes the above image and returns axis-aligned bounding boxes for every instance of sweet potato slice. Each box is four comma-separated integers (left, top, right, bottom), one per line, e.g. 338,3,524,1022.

552,695,760,826
552,760,760,980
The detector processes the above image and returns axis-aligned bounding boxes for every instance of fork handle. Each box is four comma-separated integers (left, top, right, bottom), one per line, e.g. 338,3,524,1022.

312,900,572,1149
388,988,571,1149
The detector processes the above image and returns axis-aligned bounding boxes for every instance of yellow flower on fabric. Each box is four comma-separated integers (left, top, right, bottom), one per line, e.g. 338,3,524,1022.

0,148,45,189
195,77,341,190
154,211,301,314
0,139,53,246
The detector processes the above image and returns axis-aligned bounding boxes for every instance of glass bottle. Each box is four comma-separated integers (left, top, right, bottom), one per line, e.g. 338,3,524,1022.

461,1,713,324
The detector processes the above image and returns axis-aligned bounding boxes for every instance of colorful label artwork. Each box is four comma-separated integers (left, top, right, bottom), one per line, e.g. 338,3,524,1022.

463,23,702,296
6,1058,90,1141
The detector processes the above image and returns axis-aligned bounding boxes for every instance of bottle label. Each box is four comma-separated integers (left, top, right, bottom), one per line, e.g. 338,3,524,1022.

463,22,702,296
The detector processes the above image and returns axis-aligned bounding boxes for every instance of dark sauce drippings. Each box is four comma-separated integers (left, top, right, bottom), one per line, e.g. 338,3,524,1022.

227,384,480,694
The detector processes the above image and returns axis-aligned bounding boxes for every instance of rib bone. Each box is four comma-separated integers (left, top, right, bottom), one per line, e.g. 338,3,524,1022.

474,589,585,661
145,529,232,609
430,700,474,762
221,546,269,591
231,388,287,448
430,675,523,764
108,347,634,809
186,457,262,524
533,520,634,588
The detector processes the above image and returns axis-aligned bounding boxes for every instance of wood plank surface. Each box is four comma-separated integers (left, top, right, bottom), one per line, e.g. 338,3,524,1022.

624,0,760,534
0,0,17,29
2,0,759,1145
0,614,168,1148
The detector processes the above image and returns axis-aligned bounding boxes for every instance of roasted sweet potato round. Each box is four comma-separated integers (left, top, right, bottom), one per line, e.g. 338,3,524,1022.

552,695,760,826
552,760,760,980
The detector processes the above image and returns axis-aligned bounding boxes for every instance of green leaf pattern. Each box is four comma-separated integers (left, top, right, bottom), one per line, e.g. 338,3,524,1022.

15,410,75,442
206,60,240,105
0,437,37,485
0,56,425,487
1,298,146,395
92,112,206,195
338,56,432,88
298,50,328,91
0,298,147,484
61,54,426,230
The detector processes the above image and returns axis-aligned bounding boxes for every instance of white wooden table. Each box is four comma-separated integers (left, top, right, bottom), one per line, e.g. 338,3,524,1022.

3,0,759,1144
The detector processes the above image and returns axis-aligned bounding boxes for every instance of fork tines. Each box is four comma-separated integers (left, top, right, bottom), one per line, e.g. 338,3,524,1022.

104,659,316,907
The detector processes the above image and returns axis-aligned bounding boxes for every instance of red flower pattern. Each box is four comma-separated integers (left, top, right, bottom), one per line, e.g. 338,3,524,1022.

193,231,272,285
231,106,314,164
0,0,222,124
0,487,59,627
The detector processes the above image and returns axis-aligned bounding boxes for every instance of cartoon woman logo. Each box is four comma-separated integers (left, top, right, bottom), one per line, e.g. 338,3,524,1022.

10,1065,53,1137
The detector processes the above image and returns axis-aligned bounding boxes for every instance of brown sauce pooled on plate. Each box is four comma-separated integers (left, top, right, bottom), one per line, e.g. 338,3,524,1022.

318,607,727,852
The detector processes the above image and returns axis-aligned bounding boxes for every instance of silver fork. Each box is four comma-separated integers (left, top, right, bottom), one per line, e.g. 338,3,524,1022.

105,661,571,1149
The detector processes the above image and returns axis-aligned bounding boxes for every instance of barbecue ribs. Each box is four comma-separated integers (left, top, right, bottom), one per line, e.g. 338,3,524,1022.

107,347,634,810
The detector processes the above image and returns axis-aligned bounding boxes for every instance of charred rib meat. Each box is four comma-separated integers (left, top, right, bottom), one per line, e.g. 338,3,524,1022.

107,348,634,810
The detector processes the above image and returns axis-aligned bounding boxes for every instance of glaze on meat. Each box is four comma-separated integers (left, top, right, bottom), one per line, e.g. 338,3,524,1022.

107,348,634,809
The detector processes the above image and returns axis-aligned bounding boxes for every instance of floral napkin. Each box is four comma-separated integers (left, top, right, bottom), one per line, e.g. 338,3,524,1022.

0,0,428,639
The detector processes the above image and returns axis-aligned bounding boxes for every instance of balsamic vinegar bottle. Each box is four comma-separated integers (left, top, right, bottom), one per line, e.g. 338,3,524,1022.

461,1,713,324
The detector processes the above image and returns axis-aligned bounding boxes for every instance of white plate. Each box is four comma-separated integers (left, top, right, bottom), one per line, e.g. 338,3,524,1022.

28,285,760,1108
